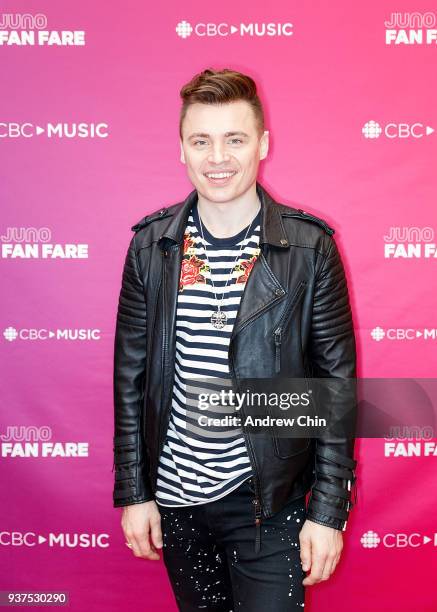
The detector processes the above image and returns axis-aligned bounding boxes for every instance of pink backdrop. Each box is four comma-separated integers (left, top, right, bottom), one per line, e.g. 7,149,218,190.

1,0,436,610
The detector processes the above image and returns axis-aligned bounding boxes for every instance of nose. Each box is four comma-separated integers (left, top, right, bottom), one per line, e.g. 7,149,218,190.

207,142,231,165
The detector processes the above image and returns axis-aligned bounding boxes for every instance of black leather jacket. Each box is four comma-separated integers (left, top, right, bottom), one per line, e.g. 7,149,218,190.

112,181,358,532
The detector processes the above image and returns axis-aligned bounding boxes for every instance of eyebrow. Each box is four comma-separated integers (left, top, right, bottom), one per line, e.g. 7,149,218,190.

188,131,249,139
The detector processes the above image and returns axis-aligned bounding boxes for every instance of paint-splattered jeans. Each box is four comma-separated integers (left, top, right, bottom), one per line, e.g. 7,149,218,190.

159,476,307,611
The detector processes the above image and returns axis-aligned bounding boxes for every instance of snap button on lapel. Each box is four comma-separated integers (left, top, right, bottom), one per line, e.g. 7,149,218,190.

280,238,288,246
275,288,285,296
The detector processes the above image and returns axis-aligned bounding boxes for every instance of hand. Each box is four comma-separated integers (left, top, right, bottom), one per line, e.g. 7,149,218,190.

299,519,343,585
121,500,163,560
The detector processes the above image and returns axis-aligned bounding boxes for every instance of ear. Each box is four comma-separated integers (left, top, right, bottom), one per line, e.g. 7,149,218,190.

180,139,185,164
259,130,269,160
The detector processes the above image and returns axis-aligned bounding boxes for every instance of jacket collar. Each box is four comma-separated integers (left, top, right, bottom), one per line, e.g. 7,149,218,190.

157,181,290,250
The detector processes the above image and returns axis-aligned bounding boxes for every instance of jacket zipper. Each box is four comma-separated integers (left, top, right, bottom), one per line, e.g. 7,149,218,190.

228,341,263,553
226,252,286,338
274,327,282,374
227,282,308,552
272,280,307,335
253,495,262,553
272,281,307,375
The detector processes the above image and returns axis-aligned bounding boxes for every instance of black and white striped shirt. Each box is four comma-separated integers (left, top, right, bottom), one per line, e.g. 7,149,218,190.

155,199,261,506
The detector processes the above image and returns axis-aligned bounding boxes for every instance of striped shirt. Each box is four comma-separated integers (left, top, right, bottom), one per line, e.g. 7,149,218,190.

155,198,262,507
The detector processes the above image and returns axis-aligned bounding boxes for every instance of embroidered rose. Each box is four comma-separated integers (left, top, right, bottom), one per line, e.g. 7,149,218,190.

179,255,208,291
183,232,196,257
235,254,258,284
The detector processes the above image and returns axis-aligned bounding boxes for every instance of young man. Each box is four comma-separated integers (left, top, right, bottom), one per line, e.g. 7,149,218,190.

112,68,358,611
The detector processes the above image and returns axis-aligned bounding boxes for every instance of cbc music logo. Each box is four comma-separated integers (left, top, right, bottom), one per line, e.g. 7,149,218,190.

371,327,437,342
361,530,381,548
0,13,85,46
0,123,109,139
0,532,109,548
175,20,293,39
1,425,89,458
3,327,101,342
361,530,437,549
362,120,434,139
384,12,437,45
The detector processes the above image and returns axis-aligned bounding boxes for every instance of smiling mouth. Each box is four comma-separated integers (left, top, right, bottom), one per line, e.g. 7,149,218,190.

204,171,237,178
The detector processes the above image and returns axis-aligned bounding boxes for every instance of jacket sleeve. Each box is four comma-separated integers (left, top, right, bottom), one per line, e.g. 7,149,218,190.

112,234,154,508
306,234,358,531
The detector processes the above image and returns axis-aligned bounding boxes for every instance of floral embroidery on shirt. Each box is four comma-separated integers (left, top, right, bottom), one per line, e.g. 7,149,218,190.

179,255,209,291
179,232,260,291
183,232,196,257
179,232,209,291
234,249,260,284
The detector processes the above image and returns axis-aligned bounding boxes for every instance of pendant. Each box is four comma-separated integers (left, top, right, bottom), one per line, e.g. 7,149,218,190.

211,309,227,329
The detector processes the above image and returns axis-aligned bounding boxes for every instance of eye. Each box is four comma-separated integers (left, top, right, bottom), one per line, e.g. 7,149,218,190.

193,140,208,146
229,138,243,144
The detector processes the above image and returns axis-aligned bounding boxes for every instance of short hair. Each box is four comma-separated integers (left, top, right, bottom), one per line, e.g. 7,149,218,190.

179,68,265,139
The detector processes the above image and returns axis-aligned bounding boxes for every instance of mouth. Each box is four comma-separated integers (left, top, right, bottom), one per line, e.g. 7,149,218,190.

203,170,238,186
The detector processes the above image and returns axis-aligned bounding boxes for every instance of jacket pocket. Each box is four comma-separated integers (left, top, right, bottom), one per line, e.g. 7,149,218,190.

272,435,311,459
265,403,311,459
272,280,308,375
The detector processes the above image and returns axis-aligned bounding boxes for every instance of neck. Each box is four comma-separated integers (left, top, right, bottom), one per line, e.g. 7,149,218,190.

196,183,261,238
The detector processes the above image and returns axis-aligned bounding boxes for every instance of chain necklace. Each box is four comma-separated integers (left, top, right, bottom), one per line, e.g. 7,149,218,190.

197,205,260,330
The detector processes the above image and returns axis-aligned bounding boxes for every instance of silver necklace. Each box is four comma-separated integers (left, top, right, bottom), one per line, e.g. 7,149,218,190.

197,207,259,330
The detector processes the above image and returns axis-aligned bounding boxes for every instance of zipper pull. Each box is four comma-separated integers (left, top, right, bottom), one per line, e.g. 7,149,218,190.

274,327,282,346
253,497,262,553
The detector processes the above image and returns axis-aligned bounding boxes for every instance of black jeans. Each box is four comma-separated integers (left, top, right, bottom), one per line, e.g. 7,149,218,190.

159,477,307,611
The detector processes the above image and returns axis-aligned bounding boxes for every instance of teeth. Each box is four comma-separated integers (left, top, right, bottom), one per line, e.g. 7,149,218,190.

206,172,235,179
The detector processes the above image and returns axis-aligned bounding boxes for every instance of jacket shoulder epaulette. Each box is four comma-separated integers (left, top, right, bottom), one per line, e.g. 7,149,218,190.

131,207,170,232
282,207,335,236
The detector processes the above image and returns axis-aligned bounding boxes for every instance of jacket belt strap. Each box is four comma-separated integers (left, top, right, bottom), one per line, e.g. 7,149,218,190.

316,463,355,480
312,480,351,500
315,446,357,469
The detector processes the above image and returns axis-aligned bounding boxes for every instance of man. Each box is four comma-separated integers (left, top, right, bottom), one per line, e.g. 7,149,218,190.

112,68,358,611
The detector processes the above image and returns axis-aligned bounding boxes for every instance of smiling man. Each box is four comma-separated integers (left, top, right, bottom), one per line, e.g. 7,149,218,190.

113,68,358,611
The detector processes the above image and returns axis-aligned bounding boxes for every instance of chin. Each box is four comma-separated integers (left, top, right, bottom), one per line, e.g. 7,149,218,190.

204,188,239,203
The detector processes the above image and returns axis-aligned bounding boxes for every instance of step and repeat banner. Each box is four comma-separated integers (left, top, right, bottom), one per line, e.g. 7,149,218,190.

1,1,436,611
